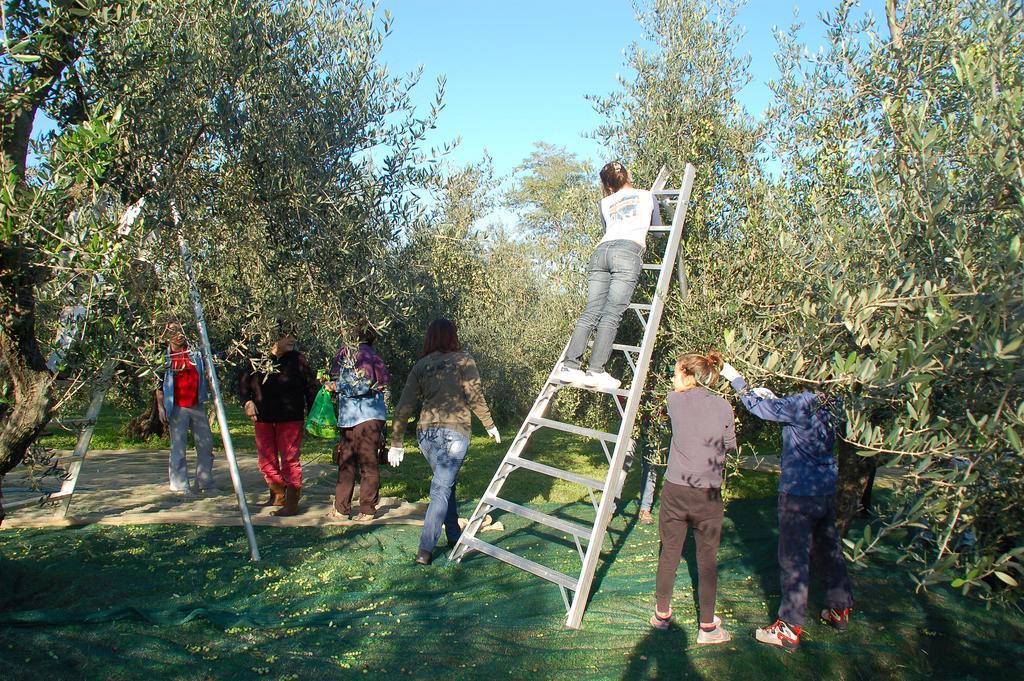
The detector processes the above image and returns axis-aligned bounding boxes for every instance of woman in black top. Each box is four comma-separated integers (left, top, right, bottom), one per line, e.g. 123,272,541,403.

239,329,318,516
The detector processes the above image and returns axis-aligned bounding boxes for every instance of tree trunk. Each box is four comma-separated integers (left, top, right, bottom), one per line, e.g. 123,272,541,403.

0,7,93,525
0,243,57,468
124,391,167,441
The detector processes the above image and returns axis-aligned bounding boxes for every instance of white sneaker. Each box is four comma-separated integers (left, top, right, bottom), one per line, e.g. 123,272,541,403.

582,371,621,390
696,616,732,645
556,367,587,384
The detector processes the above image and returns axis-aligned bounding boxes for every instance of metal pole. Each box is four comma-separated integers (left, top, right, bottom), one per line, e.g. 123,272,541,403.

171,202,261,561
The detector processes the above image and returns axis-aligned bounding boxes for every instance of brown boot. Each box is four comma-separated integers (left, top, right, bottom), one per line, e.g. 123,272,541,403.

271,486,300,517
265,482,286,507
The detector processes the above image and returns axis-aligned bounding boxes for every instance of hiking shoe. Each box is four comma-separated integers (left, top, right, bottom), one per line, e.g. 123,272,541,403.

582,371,621,390
649,609,672,630
556,366,587,384
696,616,732,645
638,510,654,525
820,607,850,632
755,619,801,651
352,512,375,523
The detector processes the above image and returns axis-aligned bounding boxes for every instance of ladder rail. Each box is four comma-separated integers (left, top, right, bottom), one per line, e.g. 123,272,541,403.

565,163,696,628
53,358,118,518
450,164,698,630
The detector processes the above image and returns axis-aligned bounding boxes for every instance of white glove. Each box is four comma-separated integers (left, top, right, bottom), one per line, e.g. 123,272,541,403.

720,363,742,382
751,387,778,400
387,446,404,467
486,426,501,444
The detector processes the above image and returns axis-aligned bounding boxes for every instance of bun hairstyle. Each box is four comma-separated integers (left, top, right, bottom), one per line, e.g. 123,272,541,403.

600,161,630,196
675,350,724,385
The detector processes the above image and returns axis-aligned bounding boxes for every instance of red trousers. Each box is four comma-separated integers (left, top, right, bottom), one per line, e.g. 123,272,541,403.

254,420,303,488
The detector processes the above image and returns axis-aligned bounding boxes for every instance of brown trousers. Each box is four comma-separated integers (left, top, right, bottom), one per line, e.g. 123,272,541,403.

334,419,384,515
655,481,724,623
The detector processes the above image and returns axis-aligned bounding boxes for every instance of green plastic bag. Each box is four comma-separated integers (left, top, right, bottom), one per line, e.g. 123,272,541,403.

305,387,337,439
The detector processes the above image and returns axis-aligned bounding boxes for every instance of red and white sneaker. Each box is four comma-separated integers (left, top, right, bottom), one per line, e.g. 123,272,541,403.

820,607,850,632
755,619,801,651
649,608,672,630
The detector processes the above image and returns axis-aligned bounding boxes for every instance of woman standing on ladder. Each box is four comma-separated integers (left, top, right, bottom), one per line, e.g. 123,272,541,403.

387,319,500,565
557,161,662,391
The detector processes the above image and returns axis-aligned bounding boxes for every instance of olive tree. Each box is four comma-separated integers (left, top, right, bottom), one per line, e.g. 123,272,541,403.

0,0,445,520
593,0,1022,600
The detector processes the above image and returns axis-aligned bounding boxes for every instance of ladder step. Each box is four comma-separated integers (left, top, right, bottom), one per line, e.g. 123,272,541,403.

641,264,662,271
629,303,653,311
0,490,71,511
648,226,672,233
457,535,579,591
527,416,617,443
48,418,96,430
507,456,606,491
613,343,641,353
548,378,629,398
483,495,592,539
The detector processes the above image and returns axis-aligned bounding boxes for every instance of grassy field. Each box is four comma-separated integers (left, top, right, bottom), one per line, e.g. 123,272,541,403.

3,408,1021,680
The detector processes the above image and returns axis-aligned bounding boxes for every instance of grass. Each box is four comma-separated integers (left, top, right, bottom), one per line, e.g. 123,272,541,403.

2,501,1023,680
7,406,1021,679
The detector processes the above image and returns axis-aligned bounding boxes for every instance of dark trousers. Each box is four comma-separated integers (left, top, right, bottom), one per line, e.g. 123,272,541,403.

334,419,383,515
655,481,723,623
777,493,854,627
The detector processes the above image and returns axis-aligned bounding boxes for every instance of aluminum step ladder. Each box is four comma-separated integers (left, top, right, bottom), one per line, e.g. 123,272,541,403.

449,164,696,629
2,358,117,518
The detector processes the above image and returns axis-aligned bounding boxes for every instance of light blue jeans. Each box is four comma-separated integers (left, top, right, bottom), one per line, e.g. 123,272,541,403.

168,405,214,491
417,427,470,552
639,458,660,513
564,240,644,373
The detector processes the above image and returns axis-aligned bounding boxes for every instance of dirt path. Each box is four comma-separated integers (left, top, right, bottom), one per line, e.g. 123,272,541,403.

1,448,426,529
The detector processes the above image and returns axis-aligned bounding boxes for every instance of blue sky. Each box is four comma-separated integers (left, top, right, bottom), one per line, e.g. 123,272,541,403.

378,0,886,179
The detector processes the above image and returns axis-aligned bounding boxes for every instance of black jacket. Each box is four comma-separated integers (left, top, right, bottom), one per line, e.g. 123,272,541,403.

239,350,318,423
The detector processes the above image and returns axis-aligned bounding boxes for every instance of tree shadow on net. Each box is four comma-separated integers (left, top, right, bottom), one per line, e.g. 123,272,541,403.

725,496,780,622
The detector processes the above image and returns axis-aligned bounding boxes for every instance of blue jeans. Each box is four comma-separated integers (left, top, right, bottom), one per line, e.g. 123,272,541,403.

418,427,470,552
639,458,659,512
564,240,644,373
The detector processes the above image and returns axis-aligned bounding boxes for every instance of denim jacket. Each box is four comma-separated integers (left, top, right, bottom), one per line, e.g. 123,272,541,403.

161,348,208,416
331,344,389,428
732,377,842,496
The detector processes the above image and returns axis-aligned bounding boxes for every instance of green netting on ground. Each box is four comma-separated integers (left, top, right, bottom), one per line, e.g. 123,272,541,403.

2,498,1023,681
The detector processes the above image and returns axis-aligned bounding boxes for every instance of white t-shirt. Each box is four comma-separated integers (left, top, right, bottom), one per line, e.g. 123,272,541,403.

598,187,662,247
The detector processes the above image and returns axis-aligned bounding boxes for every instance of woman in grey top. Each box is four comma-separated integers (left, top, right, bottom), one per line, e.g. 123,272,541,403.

650,351,735,645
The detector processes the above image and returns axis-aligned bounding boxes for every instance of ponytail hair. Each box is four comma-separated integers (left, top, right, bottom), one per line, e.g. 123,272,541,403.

675,350,724,385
